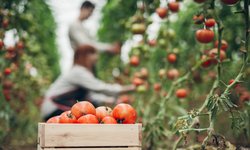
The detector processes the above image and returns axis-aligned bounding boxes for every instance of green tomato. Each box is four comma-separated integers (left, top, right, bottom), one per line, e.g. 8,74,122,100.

136,85,147,93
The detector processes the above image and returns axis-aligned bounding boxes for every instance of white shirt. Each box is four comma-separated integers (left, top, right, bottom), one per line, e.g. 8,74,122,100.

68,19,112,51
41,65,123,118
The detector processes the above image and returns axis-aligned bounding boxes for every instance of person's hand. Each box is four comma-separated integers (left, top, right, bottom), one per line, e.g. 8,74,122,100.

121,85,136,93
107,42,121,54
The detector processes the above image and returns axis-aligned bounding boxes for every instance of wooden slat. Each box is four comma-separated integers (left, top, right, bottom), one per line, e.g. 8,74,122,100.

40,148,141,150
37,145,141,150
38,123,142,147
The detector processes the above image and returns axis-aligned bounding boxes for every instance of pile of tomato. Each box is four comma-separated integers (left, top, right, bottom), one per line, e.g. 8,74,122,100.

46,101,137,124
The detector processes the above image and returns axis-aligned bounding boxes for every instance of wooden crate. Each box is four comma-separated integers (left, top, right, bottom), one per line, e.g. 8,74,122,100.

38,123,142,150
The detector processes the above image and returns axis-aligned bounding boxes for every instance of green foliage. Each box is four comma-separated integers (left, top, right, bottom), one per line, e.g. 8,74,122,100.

0,0,59,147
98,0,250,149
98,0,137,42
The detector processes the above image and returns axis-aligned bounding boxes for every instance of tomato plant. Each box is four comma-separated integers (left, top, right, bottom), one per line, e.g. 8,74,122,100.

98,0,250,149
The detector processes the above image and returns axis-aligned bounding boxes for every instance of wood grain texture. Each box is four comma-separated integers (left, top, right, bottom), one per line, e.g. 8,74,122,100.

38,123,142,147
39,147,141,150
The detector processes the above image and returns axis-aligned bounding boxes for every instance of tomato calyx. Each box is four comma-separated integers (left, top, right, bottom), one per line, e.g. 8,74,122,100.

116,119,125,124
67,113,75,119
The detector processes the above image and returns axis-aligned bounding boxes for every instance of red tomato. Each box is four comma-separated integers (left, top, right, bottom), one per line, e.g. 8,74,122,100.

4,68,11,76
59,111,77,123
196,29,214,43
220,0,239,5
130,56,140,67
154,83,162,92
77,114,99,124
168,2,179,12
209,48,227,62
205,18,216,27
201,55,212,68
228,79,240,88
193,15,204,24
140,68,149,79
71,101,96,119
3,80,13,89
156,7,168,19
7,46,15,52
214,40,228,51
112,103,137,124
17,41,24,49
167,53,177,63
148,39,157,47
132,77,144,86
101,116,117,124
167,69,179,80
0,39,4,49
229,79,235,85
46,116,60,123
194,0,207,3
96,106,112,121
176,89,188,98
2,19,9,28
3,89,11,101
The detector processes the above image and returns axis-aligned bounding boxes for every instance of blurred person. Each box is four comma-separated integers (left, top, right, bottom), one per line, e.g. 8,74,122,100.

41,45,135,121
68,1,120,53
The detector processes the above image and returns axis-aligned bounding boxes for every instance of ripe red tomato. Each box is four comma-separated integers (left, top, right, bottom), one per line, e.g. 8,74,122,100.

148,39,157,47
156,7,168,19
194,0,207,3
196,29,214,43
3,80,13,89
101,116,117,124
154,83,161,92
130,56,140,66
167,69,179,80
0,39,4,49
4,68,11,76
132,77,144,86
201,55,212,68
2,19,9,28
209,48,227,62
193,15,204,24
140,68,149,79
167,53,177,63
96,106,112,121
176,89,188,98
46,116,60,123
59,111,77,123
77,114,99,124
221,0,239,5
3,89,11,101
71,101,96,119
205,18,216,27
229,79,234,85
7,46,15,52
112,103,137,124
214,40,228,51
168,2,179,12
228,79,240,88
17,41,24,49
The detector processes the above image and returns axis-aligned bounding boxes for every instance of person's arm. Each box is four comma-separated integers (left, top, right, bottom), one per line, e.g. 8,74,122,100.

69,22,115,52
69,66,134,96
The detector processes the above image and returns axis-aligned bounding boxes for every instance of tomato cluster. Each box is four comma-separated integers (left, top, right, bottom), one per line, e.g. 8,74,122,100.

46,101,137,124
